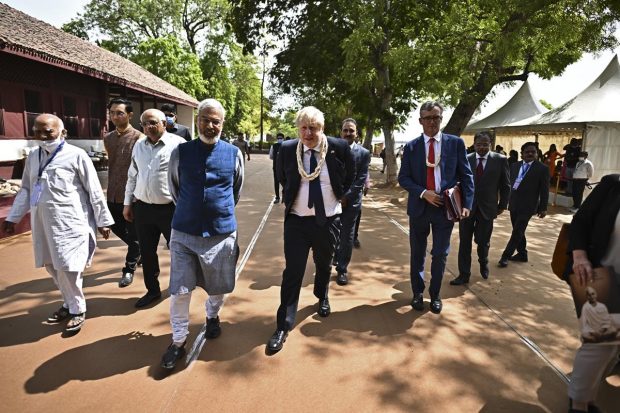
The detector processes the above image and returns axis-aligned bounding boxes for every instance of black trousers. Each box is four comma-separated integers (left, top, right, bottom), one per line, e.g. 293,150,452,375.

276,214,340,331
273,168,280,199
107,202,141,274
354,208,362,242
572,179,588,208
458,211,493,277
335,206,360,273
501,211,532,259
132,201,174,295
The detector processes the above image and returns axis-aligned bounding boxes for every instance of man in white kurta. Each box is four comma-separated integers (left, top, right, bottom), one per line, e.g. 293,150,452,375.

1,114,113,332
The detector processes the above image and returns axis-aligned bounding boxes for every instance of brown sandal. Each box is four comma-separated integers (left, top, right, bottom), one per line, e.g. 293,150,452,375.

65,313,85,332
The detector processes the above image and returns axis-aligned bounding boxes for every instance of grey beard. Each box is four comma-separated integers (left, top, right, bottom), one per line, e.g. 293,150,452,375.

199,133,220,144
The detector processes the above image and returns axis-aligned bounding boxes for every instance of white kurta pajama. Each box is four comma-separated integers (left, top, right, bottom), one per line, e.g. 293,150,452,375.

7,142,113,314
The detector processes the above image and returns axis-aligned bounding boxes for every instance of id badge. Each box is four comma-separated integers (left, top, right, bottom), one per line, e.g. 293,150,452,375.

30,181,43,207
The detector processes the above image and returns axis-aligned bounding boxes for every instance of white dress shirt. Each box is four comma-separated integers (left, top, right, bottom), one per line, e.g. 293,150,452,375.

476,151,489,170
291,143,342,217
124,132,186,205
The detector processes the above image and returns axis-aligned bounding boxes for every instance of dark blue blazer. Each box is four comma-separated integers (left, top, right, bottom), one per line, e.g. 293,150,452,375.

344,143,370,208
398,133,474,218
276,137,355,217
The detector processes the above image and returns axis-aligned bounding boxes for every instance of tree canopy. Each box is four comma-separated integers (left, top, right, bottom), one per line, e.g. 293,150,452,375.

63,0,263,136
231,0,619,183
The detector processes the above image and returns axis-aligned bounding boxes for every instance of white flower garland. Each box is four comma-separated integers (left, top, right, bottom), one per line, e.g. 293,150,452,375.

426,153,441,168
297,134,327,181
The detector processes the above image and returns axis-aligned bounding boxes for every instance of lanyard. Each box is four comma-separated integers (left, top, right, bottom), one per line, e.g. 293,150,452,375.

38,141,65,178
518,162,530,180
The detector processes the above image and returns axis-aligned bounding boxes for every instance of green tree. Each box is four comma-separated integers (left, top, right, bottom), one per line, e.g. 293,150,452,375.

132,36,206,98
65,0,263,131
231,0,619,184
61,18,90,40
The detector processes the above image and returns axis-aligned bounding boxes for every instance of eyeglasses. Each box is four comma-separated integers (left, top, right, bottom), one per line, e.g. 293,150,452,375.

198,117,222,127
109,111,127,117
420,115,442,122
141,120,162,127
342,128,356,133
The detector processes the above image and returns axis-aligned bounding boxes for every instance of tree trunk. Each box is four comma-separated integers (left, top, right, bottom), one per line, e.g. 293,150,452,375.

443,62,497,136
362,124,374,150
382,118,397,184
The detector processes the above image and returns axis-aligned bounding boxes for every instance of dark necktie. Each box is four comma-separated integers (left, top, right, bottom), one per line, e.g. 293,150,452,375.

426,138,436,191
307,150,327,226
476,157,484,183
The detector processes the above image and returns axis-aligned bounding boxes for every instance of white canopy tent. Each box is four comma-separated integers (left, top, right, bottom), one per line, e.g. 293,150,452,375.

464,78,548,133
503,55,620,182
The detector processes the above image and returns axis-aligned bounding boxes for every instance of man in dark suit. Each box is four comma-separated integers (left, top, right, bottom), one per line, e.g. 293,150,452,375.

398,101,474,314
451,131,510,285
498,142,549,267
334,118,370,285
267,106,354,352
269,132,284,203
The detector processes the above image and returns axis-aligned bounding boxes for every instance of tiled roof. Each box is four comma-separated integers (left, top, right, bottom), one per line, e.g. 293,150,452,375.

0,2,198,107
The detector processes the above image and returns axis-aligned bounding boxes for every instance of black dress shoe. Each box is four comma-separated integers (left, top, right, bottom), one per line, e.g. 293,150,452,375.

498,258,509,268
411,293,424,311
450,274,470,285
119,272,134,288
205,316,221,339
353,239,361,248
318,298,331,317
267,330,288,352
336,271,348,286
161,342,186,369
480,264,489,279
135,292,162,308
274,197,280,204
509,253,528,262
430,297,443,314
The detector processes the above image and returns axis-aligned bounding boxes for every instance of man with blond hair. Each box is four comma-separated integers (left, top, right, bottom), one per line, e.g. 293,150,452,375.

267,106,354,352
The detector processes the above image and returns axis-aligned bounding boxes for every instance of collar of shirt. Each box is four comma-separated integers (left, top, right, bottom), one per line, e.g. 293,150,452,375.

478,152,489,161
423,132,441,144
145,131,176,147
349,142,356,149
303,142,321,152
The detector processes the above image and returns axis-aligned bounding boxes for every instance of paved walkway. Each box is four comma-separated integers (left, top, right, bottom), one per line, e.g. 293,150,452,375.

0,154,617,412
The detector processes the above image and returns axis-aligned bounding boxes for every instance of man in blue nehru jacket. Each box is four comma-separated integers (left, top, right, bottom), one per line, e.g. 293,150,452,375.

160,98,244,370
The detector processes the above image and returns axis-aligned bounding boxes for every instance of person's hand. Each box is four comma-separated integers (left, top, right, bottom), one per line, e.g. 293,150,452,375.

572,249,593,286
537,211,547,218
98,227,111,240
123,205,134,222
497,208,505,216
341,197,349,208
422,191,443,207
461,208,470,218
1,221,16,235
363,187,368,196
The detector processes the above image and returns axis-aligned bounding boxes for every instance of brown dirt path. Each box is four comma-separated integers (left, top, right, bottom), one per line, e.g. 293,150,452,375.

0,154,617,412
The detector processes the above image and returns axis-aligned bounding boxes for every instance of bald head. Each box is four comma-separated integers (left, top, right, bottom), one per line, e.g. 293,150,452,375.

141,109,167,142
33,113,66,141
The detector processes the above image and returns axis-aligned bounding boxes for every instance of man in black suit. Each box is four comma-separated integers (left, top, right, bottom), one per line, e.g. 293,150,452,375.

451,131,510,285
498,142,549,267
269,132,284,203
267,106,354,352
334,118,370,285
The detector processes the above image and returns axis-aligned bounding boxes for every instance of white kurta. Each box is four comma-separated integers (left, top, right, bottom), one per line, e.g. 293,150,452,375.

7,143,114,271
